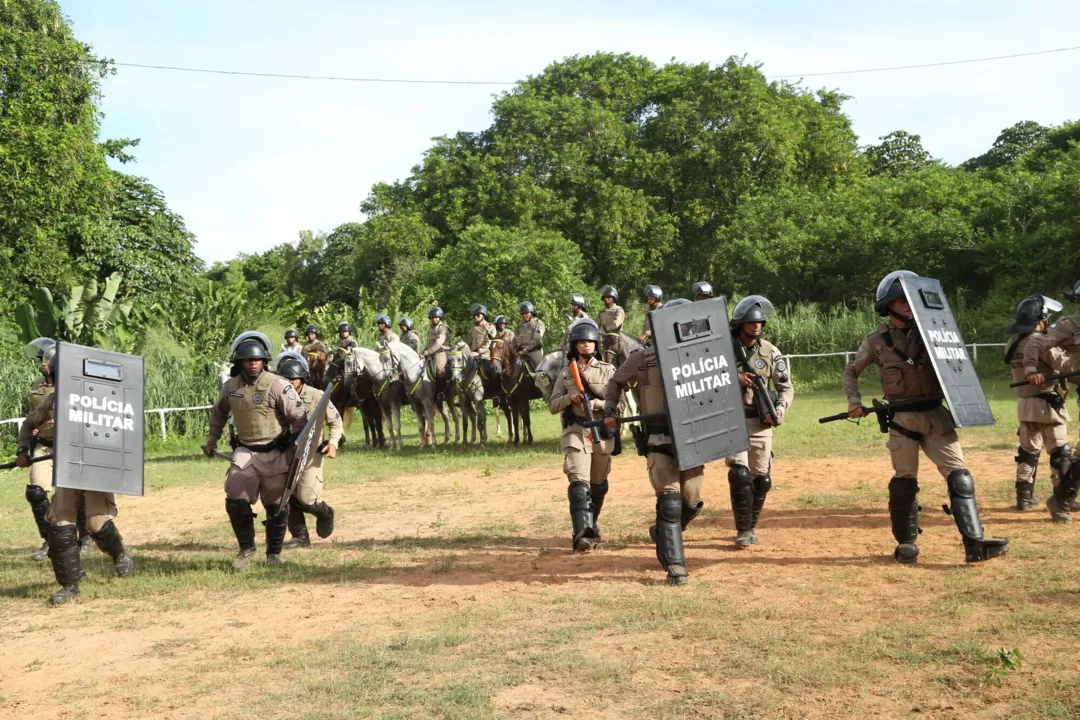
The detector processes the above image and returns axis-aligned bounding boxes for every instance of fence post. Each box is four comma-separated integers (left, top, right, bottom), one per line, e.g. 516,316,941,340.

158,410,167,440
972,344,978,362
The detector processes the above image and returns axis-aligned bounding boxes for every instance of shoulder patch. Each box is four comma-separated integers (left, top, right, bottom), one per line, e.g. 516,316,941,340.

252,393,264,405
285,387,300,403
775,358,787,374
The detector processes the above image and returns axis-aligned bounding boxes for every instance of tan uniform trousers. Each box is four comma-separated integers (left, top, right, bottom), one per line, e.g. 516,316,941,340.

647,450,704,507
30,444,52,490
295,452,326,505
431,351,447,376
47,488,117,533
1017,421,1069,486
886,407,965,480
224,447,291,506
562,430,614,486
725,418,773,476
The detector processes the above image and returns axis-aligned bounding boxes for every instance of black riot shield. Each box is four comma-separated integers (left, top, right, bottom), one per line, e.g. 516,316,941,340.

650,298,750,469
280,382,335,510
52,342,145,496
900,275,995,427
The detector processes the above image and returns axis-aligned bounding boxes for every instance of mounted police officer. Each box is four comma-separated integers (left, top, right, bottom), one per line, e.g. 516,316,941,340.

843,271,1008,564
1022,280,1080,522
692,282,714,301
492,315,514,361
375,314,398,346
604,299,706,586
597,286,625,364
17,344,134,604
726,296,794,548
467,304,496,368
423,306,453,396
560,293,590,350
398,317,420,353
205,332,308,571
637,285,663,346
271,352,343,549
282,328,301,353
301,324,327,364
336,321,358,357
512,301,545,369
548,319,621,552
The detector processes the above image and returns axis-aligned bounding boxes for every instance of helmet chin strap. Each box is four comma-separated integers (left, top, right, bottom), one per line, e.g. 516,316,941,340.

889,309,915,325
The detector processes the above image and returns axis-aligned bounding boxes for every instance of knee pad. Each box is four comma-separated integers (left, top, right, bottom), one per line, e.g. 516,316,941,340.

1051,444,1073,472
657,492,682,524
89,518,120,543
25,484,48,505
47,523,78,553
225,497,254,521
590,479,609,500
727,463,751,489
946,469,975,499
888,476,919,504
752,475,772,496
1015,446,1040,469
568,481,591,506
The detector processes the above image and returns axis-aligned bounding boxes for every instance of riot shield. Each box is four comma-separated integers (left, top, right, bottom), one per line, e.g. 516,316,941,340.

900,275,995,427
280,382,335,510
52,342,145,495
650,298,750,469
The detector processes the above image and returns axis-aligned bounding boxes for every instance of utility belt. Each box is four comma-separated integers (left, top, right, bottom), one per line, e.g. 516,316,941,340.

878,396,943,441
630,423,671,457
236,429,294,453
31,437,53,450
1036,392,1067,411
561,408,616,439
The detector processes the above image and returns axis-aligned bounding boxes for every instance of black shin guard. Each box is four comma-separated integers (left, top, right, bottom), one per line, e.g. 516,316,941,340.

1050,444,1073,484
568,481,597,549
287,496,309,536
728,464,753,533
655,493,687,584
312,501,335,539
946,469,1008,563
90,520,134,577
225,498,256,551
751,475,772,529
1053,451,1080,507
76,504,89,541
590,480,609,522
263,504,288,556
47,524,82,588
888,477,920,544
681,501,703,530
25,485,50,540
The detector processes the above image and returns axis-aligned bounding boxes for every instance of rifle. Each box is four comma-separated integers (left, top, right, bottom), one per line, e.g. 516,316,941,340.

1009,369,1080,388
0,453,54,471
568,359,602,444
733,340,782,426
818,395,945,427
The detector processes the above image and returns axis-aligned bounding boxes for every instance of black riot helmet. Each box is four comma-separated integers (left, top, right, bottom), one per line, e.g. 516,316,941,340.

874,270,920,323
284,328,298,341
566,319,602,359
494,314,508,327
1008,295,1063,334
338,321,352,335
518,301,535,316
375,313,392,328
43,344,58,379
600,285,619,302
471,304,489,319
429,306,445,320
24,337,56,361
730,295,776,329
692,281,714,299
644,284,663,302
304,324,319,337
230,331,273,363
272,351,310,381
569,293,587,311
1065,280,1080,304
398,316,414,330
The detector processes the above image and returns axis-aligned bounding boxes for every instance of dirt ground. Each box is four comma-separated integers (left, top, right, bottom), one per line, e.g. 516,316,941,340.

1,449,1078,719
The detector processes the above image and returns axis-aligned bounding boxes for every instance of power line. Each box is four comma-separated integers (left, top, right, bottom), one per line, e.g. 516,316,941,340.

113,45,1080,86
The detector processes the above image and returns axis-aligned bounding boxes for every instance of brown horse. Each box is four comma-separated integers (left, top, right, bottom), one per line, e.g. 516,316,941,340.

491,341,542,445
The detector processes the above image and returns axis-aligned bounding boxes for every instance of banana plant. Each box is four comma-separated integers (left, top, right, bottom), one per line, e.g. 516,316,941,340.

14,272,143,352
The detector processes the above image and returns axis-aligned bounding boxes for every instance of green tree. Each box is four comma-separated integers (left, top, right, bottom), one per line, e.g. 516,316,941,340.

863,130,934,177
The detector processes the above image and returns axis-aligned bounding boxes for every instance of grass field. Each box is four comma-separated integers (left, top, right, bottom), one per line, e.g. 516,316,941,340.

1,383,1078,719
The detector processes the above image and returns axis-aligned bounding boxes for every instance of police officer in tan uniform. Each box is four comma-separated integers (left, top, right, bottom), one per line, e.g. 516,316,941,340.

559,293,590,350
726,296,794,548
597,285,625,364
17,345,134,605
692,281,714,301
548,320,620,552
1022,280,1080,522
282,328,301,353
844,271,1008,564
271,353,343,549
512,301,545,369
398,317,420,353
637,285,663,346
492,315,514,362
301,325,327,364
423,306,453,377
1005,295,1070,511
604,299,705,585
205,331,308,571
375,314,399,346
467,304,495,366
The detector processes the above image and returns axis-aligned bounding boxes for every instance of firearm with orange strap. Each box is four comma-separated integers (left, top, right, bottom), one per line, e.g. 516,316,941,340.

568,358,602,444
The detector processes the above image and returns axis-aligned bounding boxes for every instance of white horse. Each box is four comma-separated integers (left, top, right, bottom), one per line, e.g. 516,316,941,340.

380,341,445,448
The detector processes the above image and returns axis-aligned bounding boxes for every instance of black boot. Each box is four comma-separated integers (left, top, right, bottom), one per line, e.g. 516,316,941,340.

568,481,598,552
1015,481,1038,511
25,485,51,560
654,493,688,585
283,497,311,549
946,470,1008,563
681,501,703,530
313,501,335,539
90,520,134,577
1048,450,1079,522
590,480,609,540
264,503,289,566
225,498,257,572
47,524,82,605
888,477,920,564
728,464,754,548
750,474,772,544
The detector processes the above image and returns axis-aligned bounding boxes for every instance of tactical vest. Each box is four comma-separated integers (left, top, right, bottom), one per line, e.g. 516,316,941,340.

225,372,284,445
637,349,666,416
598,306,622,333
403,330,420,351
299,384,322,414
29,379,55,441
468,324,493,357
870,324,940,401
740,339,777,409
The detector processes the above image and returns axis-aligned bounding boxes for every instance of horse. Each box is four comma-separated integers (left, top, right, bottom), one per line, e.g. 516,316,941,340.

532,350,568,401
307,352,327,389
339,347,411,451
324,351,386,449
491,341,543,445
447,343,489,450
379,341,444,449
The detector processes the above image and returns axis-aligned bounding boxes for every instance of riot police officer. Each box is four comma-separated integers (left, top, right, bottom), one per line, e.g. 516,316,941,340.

692,282,714,301
205,332,308,571
282,328,301,353
726,296,794,548
375,314,398,346
336,321,358,357
548,319,620,553
467,304,496,365
17,344,134,604
597,286,625,364
512,301,545,369
301,324,326,362
560,293,590,350
843,271,1008,564
637,285,663,345
492,315,515,360
423,306,452,377
604,299,706,586
398,317,420,353
271,352,343,549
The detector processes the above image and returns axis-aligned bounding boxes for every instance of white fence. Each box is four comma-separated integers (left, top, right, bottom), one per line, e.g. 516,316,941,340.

0,343,1010,439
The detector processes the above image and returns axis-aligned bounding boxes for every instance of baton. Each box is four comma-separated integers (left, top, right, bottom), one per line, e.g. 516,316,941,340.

581,413,667,427
0,454,54,471
568,360,602,443
1009,369,1080,388
201,446,235,463
819,394,945,424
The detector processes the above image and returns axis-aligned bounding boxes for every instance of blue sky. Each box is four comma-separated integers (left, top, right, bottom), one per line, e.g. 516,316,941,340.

62,1,1080,265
